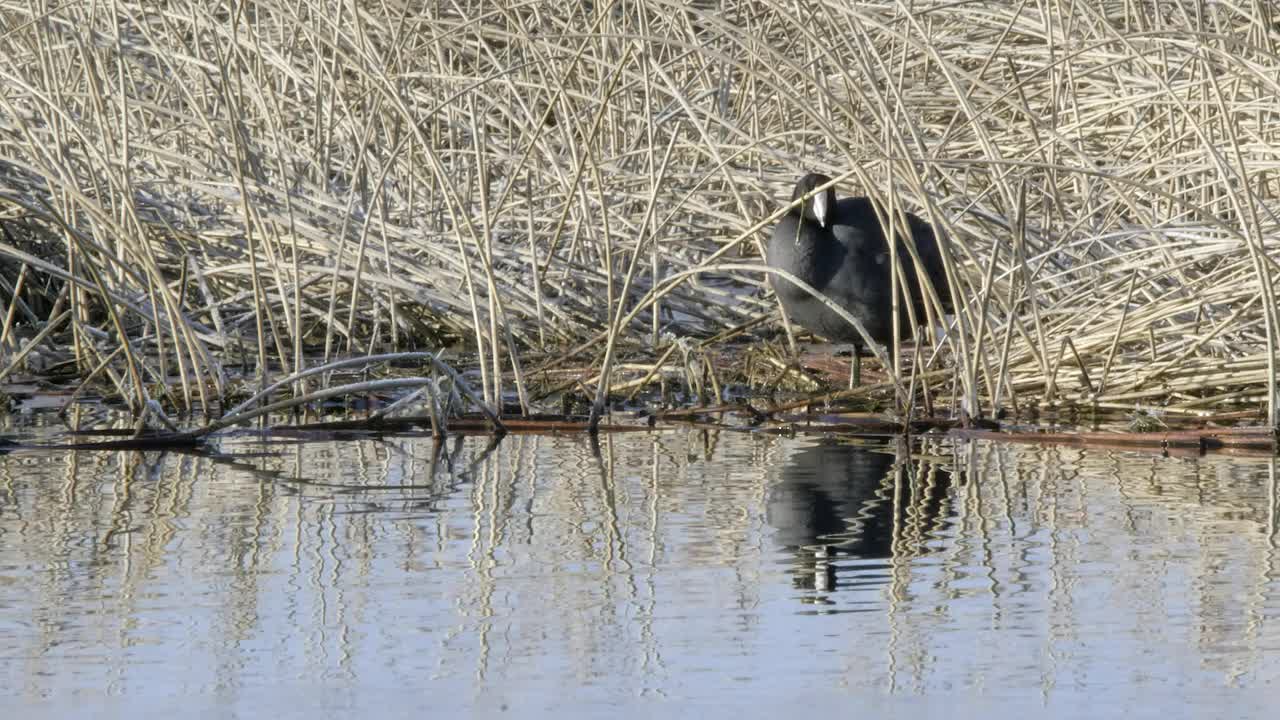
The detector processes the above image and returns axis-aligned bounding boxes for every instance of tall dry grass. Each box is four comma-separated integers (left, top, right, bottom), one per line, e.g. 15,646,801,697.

1,0,1279,426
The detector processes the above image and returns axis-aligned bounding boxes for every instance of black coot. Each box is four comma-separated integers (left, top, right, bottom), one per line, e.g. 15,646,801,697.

766,173,951,384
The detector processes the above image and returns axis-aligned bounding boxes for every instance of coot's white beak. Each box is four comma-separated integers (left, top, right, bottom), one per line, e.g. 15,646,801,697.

813,190,829,228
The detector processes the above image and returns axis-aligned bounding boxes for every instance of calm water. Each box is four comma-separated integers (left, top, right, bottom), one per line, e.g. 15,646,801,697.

2,425,1279,718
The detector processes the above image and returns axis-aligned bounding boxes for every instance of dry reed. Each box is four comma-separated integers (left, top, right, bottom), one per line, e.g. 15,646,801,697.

1,0,1279,429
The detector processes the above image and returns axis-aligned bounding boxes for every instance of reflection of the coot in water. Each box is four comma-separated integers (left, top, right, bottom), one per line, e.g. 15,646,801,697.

766,438,952,601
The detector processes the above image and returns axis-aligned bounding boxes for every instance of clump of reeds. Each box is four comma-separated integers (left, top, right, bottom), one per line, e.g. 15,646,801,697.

1,0,1278,430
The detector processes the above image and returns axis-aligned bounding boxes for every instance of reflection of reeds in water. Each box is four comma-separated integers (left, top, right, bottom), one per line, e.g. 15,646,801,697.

1,2,1279,422
902,440,1280,688
2,430,1280,694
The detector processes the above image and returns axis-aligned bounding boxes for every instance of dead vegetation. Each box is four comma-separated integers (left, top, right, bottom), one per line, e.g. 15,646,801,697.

1,0,1279,431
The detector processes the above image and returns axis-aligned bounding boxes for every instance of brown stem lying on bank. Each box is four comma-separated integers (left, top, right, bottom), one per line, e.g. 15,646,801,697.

951,426,1277,454
1,406,1271,456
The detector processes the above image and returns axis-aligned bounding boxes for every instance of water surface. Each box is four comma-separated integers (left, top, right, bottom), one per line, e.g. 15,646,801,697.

2,425,1278,717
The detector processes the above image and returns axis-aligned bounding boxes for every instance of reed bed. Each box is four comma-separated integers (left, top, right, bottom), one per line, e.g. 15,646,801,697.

1,0,1278,428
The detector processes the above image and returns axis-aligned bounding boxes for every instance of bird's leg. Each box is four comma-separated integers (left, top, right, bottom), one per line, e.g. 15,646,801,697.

848,345,862,389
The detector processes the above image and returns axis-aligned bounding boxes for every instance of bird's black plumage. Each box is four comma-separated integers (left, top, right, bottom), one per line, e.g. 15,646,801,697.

766,173,951,355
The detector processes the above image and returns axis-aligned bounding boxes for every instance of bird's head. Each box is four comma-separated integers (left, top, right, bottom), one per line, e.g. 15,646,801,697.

791,173,836,230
